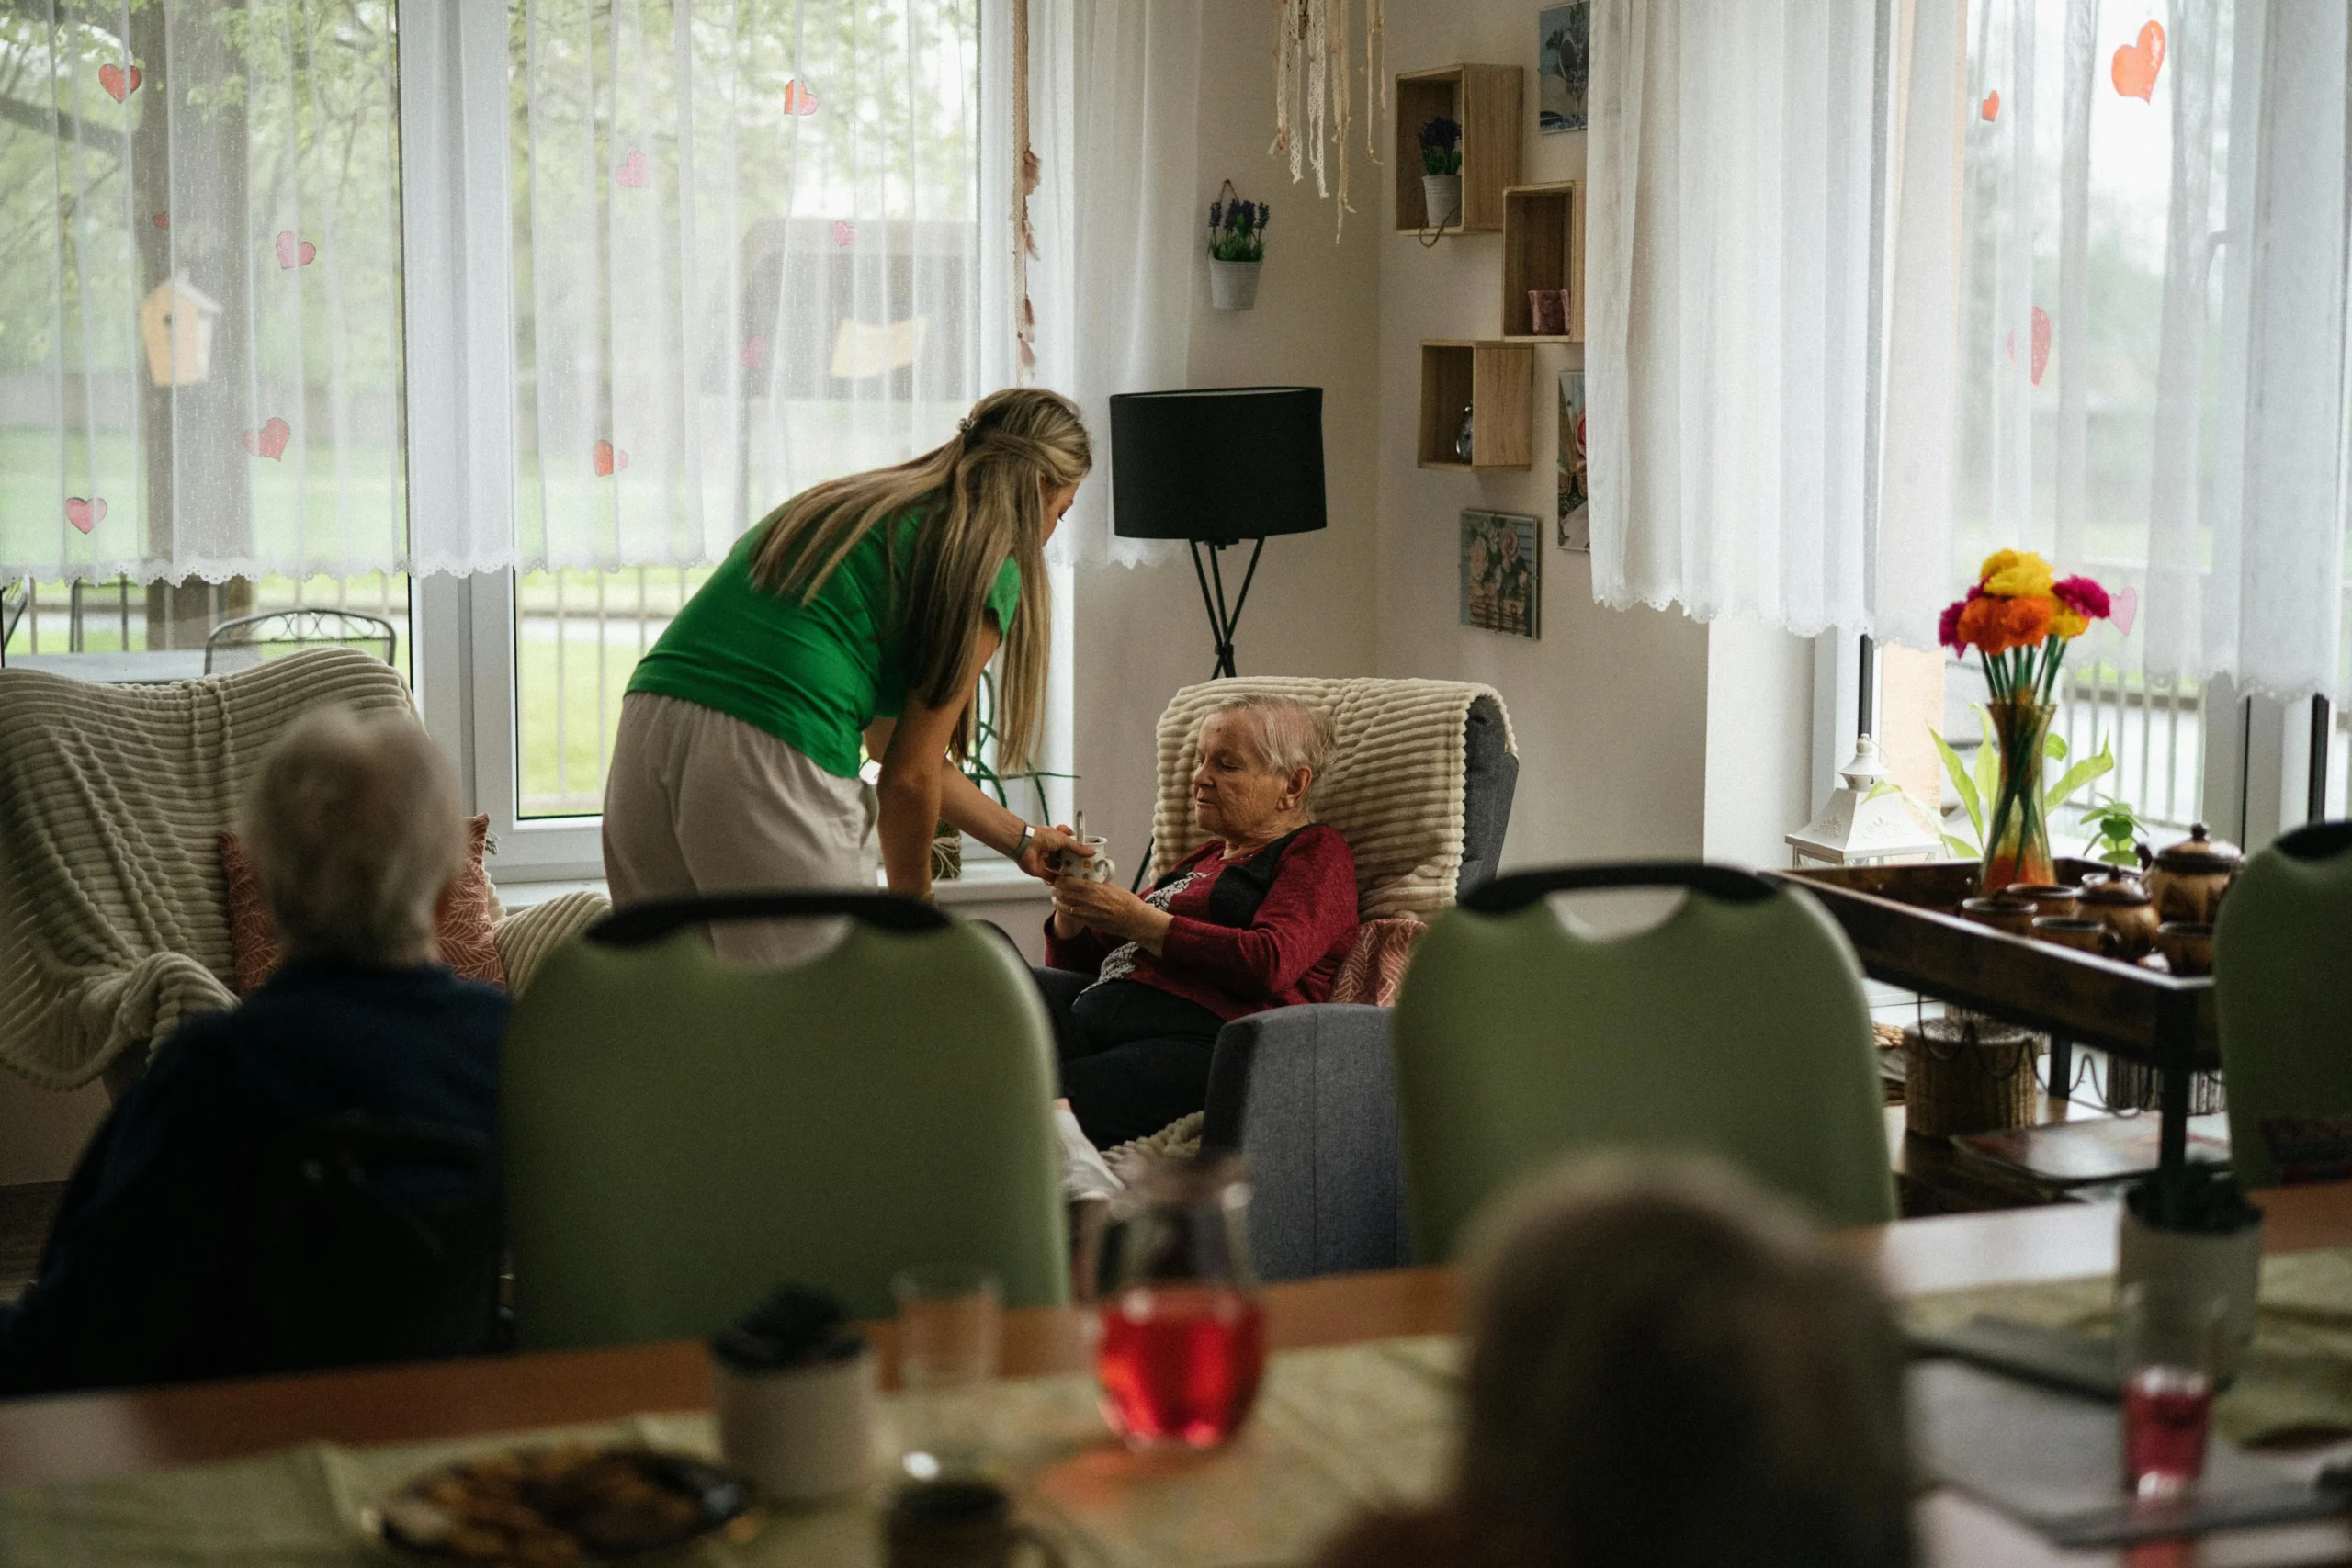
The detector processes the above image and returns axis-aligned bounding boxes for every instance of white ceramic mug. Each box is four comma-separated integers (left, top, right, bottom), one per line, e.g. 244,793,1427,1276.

711,1341,876,1505
1055,835,1114,885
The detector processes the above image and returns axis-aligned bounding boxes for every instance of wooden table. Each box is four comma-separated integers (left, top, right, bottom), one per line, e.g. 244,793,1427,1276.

6,1184,2349,1566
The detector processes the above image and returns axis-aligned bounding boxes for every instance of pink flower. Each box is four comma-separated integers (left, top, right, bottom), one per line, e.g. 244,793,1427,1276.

2052,575,2109,620
1939,586,1984,652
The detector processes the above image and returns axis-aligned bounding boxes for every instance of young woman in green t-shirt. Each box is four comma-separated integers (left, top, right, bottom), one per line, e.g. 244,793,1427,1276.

604,389,1088,958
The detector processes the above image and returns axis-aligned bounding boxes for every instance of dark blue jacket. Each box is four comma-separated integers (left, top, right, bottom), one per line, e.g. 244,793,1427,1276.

0,958,507,1395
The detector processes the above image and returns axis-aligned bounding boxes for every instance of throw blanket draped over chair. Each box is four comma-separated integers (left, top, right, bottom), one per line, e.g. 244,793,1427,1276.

0,649,605,1089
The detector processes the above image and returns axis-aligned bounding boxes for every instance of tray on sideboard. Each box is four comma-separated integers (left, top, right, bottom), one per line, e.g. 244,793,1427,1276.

1771,859,2215,1073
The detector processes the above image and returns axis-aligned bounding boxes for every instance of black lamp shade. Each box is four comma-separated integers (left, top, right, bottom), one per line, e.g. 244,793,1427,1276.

1109,387,1327,543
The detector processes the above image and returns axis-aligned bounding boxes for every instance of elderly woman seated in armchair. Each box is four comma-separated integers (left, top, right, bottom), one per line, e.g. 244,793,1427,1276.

1035,694,1360,1148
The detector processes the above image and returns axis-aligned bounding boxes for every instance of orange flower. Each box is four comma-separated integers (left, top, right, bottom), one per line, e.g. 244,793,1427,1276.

1955,592,2054,654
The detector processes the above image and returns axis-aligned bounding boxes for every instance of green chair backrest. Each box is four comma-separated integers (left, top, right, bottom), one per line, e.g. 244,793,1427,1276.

502,893,1068,1350
2215,821,2352,1189
1391,863,1895,1258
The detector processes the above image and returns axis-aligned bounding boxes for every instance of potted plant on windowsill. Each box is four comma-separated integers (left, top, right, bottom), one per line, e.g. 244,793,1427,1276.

1207,185,1269,310
1418,117,1463,228
2117,1163,2264,1378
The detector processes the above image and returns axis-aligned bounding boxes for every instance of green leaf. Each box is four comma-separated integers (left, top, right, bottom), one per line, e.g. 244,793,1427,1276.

1942,832,1982,859
1861,779,1901,803
2045,731,2068,761
1929,725,1984,843
1971,705,1999,828
2042,744,2115,814
2098,845,2139,867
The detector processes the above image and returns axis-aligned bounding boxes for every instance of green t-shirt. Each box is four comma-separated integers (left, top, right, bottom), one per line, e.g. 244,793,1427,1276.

627,511,1023,778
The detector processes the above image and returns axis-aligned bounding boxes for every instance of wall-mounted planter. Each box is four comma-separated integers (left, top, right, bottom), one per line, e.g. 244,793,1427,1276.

1418,341,1533,470
1209,259,1262,310
1394,66,1523,234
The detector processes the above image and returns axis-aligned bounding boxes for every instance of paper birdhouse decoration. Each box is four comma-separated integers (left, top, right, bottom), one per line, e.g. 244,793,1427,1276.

138,275,221,387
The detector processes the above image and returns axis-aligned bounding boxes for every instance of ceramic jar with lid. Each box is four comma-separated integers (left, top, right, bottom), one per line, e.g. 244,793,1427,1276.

2137,823,2244,923
2075,871,2160,960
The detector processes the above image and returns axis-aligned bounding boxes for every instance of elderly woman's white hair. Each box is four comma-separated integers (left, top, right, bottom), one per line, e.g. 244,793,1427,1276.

239,707,466,965
1204,694,1336,812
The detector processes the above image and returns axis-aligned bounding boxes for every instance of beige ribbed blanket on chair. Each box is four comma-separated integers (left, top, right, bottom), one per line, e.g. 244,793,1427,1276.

0,649,608,1090
1151,676,1517,919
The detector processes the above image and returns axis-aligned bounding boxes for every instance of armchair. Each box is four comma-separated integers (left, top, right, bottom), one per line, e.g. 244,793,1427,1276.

1141,677,1518,1280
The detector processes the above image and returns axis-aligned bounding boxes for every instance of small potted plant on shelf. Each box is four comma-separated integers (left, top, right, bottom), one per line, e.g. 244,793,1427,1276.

710,1283,876,1505
2117,1163,2264,1379
1419,117,1464,227
1207,185,1269,310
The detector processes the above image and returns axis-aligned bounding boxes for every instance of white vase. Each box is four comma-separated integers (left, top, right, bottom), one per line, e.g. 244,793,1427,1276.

1209,259,1261,310
2115,1206,2263,1377
1421,174,1463,227
712,1341,876,1505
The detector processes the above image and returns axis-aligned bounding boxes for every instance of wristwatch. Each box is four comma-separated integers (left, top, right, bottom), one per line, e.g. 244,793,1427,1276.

1012,823,1036,864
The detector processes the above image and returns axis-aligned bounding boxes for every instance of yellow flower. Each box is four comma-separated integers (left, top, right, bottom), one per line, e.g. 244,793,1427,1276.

1981,548,2055,599
2051,606,2089,639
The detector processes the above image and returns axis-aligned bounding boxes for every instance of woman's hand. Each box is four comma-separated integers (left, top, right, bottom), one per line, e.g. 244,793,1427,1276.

1021,823,1081,881
1051,875,1173,954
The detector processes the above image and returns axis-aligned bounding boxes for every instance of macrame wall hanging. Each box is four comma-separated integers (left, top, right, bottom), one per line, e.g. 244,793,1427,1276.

1012,0,1038,376
1270,0,1386,238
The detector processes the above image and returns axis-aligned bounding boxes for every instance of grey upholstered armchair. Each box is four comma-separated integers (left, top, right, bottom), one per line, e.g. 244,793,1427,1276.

1143,680,1519,1281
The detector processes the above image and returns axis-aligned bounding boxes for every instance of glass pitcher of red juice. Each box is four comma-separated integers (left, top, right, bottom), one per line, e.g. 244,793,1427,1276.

1094,1156,1266,1450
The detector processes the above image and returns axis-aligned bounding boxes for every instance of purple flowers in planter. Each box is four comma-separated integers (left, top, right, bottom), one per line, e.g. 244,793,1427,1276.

1419,116,1463,175
1208,195,1270,263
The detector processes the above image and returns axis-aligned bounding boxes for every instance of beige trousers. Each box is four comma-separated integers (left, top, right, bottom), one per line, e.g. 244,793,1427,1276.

602,692,877,966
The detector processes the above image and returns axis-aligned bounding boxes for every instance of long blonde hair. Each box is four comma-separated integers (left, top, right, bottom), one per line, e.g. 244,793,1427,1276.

749,388,1090,770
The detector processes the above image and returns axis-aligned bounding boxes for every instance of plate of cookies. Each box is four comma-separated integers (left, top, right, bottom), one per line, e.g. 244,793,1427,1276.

366,1445,763,1563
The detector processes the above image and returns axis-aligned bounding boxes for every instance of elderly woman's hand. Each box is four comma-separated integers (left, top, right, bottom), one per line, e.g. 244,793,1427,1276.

1051,874,1175,954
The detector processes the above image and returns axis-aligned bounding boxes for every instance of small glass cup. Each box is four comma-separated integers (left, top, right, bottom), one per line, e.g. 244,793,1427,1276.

1096,1156,1266,1450
893,1266,1002,1483
2116,1280,2226,1498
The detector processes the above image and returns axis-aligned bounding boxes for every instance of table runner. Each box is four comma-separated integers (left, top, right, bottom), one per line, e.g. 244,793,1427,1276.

1902,1247,2352,1446
0,1337,1464,1568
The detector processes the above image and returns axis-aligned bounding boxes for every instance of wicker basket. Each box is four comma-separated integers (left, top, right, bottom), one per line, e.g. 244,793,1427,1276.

1905,1015,2042,1137
2104,1060,2227,1117
930,820,962,882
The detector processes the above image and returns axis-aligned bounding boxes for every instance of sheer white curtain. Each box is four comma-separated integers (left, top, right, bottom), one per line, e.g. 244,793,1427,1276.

509,0,987,572
0,3,405,584
1585,0,1880,632
1876,0,2352,706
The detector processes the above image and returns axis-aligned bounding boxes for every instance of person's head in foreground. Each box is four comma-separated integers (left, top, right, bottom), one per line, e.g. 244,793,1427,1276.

1190,694,1337,854
1317,1156,1914,1568
241,706,467,968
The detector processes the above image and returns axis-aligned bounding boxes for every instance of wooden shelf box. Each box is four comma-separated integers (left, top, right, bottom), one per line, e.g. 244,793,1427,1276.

1500,181,1585,341
1418,341,1533,470
1394,65,1524,234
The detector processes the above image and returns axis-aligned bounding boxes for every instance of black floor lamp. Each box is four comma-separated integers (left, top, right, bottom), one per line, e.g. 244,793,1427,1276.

1109,387,1327,680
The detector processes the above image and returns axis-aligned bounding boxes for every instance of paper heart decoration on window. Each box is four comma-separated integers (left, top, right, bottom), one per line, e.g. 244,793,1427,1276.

740,336,770,371
594,440,629,477
275,231,316,268
2109,585,2138,637
65,497,107,534
2030,306,2051,387
98,63,141,102
614,151,649,187
782,80,818,115
2112,21,2165,102
150,212,170,229
832,220,855,247
1979,91,1999,121
243,417,292,460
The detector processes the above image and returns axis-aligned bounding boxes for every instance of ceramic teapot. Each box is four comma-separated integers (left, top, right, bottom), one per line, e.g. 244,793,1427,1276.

2136,823,2243,924
2075,870,2160,961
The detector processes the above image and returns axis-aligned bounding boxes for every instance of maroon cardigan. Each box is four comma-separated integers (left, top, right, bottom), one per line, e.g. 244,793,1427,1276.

1043,824,1360,1021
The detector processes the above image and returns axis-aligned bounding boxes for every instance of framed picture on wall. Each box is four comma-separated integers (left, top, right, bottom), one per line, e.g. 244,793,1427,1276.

1538,3,1589,133
1460,510,1541,639
1557,370,1589,550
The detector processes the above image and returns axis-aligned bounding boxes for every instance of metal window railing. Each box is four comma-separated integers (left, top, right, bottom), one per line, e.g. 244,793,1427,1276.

515,567,709,818
3,575,411,665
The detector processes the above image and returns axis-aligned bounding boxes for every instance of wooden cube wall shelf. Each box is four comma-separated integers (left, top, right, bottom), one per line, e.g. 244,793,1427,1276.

1501,182,1585,341
1418,341,1533,470
1394,65,1523,234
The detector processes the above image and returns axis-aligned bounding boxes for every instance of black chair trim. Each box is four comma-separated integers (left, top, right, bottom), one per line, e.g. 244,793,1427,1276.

2275,819,2352,863
1461,861,1779,914
587,889,953,947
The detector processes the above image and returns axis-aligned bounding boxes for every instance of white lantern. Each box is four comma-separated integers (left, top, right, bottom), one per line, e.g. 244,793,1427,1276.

1785,734,1946,867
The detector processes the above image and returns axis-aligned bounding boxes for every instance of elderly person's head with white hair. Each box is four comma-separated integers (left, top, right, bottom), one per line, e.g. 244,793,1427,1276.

240,707,468,967
1186,694,1338,853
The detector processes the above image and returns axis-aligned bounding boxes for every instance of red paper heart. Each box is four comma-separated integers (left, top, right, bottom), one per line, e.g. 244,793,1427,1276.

2030,306,2051,387
740,336,770,371
593,440,629,477
243,417,292,460
2109,585,2138,637
65,496,107,534
783,79,818,115
2112,20,2165,102
275,231,316,268
614,151,649,188
150,211,169,229
831,220,855,247
98,63,141,102
1980,90,1999,121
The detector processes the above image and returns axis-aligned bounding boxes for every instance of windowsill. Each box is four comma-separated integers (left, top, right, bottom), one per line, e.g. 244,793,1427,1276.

491,856,1051,912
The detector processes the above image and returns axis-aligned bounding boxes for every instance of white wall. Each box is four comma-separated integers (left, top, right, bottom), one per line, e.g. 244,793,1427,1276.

1069,0,1384,878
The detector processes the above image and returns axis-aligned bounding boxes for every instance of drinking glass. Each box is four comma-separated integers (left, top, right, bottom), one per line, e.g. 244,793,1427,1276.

1095,1156,1266,1450
893,1266,1001,1482
2116,1280,2226,1498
